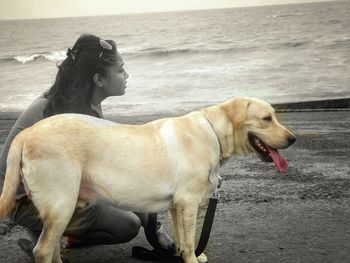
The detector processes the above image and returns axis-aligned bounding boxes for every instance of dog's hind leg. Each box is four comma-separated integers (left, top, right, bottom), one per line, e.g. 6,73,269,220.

33,220,66,263
26,162,81,263
32,187,79,263
52,240,63,263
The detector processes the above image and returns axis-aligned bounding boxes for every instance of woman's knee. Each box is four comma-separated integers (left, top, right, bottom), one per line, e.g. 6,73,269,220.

120,212,141,242
91,204,141,243
64,210,142,245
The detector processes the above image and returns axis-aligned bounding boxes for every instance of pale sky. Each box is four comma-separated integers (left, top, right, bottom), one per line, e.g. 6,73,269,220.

0,0,338,20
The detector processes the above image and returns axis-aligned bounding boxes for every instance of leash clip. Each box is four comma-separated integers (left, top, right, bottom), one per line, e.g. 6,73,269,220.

217,175,222,189
212,192,220,199
212,175,222,200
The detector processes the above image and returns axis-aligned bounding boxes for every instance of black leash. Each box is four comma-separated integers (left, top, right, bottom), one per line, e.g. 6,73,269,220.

195,193,219,257
132,176,222,262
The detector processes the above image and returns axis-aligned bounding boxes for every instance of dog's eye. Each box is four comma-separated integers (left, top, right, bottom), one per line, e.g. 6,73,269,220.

263,116,272,122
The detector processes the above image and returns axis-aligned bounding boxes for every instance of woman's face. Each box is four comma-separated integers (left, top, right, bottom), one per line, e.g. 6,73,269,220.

100,51,129,97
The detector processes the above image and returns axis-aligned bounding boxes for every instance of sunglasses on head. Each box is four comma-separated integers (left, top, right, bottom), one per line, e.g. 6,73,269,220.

99,39,113,58
67,38,114,62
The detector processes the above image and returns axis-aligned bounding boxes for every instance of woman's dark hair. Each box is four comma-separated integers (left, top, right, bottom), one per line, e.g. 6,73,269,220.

43,34,117,118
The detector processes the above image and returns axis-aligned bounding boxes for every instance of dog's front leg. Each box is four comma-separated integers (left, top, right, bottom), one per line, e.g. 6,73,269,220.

172,201,199,263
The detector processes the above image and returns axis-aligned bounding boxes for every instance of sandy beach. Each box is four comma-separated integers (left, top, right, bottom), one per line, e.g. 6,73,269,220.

0,109,350,263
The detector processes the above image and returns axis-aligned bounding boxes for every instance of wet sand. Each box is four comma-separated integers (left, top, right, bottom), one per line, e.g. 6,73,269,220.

0,110,350,263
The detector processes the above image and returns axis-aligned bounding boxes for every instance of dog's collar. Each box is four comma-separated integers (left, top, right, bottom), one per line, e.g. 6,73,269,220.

200,112,223,163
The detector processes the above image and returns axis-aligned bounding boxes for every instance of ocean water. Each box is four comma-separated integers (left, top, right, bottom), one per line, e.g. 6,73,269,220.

0,1,349,116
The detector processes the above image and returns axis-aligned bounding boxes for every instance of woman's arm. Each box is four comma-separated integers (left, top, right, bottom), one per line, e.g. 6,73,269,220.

0,96,47,197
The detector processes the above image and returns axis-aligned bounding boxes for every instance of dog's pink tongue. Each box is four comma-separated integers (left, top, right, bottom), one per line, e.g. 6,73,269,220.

266,146,288,173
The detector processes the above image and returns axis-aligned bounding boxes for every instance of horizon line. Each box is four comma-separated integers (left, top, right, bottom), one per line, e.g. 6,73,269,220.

0,0,337,21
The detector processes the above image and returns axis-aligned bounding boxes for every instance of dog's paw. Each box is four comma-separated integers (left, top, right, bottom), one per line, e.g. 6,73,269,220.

197,253,208,263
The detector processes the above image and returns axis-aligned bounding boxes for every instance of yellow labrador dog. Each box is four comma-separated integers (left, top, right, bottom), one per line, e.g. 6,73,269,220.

0,96,295,263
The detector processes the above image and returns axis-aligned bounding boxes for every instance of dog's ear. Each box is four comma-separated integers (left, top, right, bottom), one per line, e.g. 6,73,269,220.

221,97,251,128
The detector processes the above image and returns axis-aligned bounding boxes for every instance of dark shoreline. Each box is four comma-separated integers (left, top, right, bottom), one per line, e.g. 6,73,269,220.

272,98,350,111
0,98,349,121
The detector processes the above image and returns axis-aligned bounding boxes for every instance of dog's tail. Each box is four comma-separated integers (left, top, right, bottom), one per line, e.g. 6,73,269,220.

0,132,25,218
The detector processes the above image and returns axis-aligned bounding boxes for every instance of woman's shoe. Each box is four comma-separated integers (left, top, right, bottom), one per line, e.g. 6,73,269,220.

132,246,181,262
156,226,176,253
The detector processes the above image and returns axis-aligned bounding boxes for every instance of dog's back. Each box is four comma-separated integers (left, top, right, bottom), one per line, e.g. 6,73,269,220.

10,113,218,213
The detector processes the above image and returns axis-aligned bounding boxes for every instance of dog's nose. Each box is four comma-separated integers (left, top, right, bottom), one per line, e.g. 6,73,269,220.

288,135,296,146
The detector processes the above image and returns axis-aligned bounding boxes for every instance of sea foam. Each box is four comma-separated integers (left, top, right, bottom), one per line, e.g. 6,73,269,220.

14,51,66,64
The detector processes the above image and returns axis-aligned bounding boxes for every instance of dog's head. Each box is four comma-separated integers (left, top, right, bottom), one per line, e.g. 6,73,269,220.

205,97,296,173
